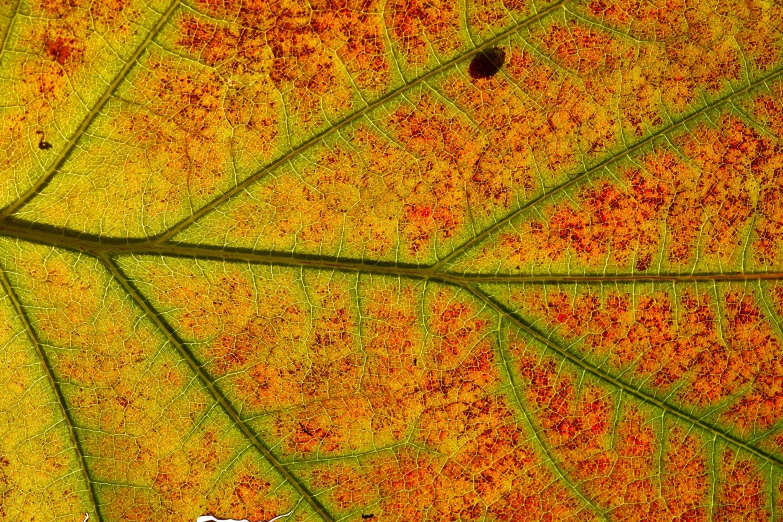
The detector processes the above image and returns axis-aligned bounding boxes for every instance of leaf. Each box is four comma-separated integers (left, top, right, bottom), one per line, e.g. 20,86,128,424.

1,0,783,520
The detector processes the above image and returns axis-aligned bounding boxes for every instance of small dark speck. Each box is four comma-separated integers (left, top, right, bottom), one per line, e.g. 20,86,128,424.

361,515,374,520
35,130,52,150
299,422,313,436
468,47,505,80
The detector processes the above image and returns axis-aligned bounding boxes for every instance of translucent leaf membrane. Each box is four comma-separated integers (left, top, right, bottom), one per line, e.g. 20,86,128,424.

0,240,308,521
12,0,536,239
0,275,94,520
170,1,783,264
1,0,783,519
18,0,775,245
118,255,604,520
503,331,776,521
568,0,783,82
741,77,783,141
480,280,783,454
447,110,783,275
0,0,170,208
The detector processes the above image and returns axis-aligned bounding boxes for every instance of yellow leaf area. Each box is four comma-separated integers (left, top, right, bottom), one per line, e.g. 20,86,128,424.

1,0,783,520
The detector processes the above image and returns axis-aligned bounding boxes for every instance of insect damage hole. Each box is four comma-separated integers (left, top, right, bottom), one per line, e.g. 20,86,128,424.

468,47,505,80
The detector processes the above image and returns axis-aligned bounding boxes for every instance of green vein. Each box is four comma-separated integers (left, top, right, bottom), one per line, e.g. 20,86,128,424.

451,272,783,283
2,220,783,283
152,0,571,243
467,283,783,472
492,321,610,521
432,64,783,272
99,254,336,522
0,0,21,58
0,0,182,218
708,434,718,519
0,264,104,522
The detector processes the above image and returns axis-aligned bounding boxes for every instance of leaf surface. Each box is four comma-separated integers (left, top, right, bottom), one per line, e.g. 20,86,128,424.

2,0,783,520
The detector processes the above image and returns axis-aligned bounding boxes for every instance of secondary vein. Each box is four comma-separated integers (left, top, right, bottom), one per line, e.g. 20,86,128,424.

468,283,783,472
0,264,105,522
99,254,336,522
151,0,572,243
0,0,182,218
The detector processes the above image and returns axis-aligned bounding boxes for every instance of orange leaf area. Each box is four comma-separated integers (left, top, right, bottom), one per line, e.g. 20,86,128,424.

3,0,783,520
451,115,783,274
514,342,771,521
496,282,783,434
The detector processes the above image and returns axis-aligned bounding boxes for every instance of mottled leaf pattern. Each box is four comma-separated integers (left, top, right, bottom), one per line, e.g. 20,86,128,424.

2,0,783,520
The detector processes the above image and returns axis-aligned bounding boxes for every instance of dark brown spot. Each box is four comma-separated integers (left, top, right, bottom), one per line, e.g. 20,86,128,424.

635,253,652,272
468,47,505,79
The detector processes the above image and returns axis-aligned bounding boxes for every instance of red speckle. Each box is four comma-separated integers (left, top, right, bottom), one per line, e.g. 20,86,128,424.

416,205,432,218
45,37,75,65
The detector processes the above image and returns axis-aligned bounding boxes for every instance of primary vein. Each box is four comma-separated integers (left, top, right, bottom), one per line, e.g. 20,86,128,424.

0,220,782,283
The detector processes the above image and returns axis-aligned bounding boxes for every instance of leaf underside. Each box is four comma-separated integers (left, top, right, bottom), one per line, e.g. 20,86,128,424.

2,0,783,520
